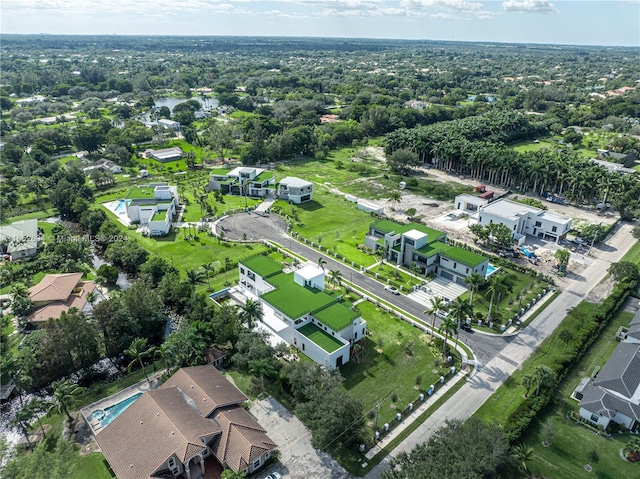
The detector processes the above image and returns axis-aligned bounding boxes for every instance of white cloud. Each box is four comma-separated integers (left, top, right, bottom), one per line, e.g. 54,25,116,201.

2,0,247,15
502,0,557,14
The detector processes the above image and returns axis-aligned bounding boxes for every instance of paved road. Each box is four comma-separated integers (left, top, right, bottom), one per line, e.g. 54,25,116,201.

216,212,508,364
217,213,635,478
365,221,635,478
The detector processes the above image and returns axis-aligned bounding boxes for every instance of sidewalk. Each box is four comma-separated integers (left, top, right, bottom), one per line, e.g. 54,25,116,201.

363,368,469,461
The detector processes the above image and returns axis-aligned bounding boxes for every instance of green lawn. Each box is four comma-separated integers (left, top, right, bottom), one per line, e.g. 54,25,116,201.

279,189,378,267
343,301,458,431
517,309,638,479
369,263,421,291
1,209,57,224
299,323,346,353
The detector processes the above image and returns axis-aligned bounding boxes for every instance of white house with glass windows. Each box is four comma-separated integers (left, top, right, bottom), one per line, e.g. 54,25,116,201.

237,255,365,368
477,198,572,244
277,176,314,204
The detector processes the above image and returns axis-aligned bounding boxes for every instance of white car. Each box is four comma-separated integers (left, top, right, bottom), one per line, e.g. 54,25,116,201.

384,285,400,295
264,473,282,479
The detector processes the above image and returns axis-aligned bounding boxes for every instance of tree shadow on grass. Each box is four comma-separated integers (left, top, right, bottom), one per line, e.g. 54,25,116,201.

298,200,324,212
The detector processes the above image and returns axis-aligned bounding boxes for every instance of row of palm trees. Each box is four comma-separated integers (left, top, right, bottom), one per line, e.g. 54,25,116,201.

424,271,516,356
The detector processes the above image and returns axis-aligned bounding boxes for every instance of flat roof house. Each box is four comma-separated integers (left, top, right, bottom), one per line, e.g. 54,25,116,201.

208,167,275,198
124,183,179,236
477,198,572,244
278,176,314,204
365,220,489,285
27,272,96,323
454,194,489,213
238,255,365,368
0,219,40,261
145,147,183,163
96,365,277,479
578,342,640,432
157,119,181,132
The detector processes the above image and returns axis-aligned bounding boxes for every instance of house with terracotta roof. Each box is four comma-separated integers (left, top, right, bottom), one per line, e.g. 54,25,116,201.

27,272,96,323
95,365,276,479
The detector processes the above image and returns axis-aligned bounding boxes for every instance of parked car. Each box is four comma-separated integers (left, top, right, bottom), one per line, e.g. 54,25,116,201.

460,323,472,332
384,285,400,295
263,473,282,479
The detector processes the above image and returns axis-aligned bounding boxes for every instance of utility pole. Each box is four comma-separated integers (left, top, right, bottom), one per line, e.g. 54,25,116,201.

374,403,381,441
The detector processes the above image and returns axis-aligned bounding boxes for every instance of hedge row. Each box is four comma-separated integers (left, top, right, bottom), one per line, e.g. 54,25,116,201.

502,277,637,443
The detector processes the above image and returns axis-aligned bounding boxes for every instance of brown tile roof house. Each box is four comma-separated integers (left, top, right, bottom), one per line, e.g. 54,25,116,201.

27,273,96,323
96,366,277,479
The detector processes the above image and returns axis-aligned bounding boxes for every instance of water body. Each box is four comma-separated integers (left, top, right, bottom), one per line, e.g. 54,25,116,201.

153,96,218,112
91,254,131,290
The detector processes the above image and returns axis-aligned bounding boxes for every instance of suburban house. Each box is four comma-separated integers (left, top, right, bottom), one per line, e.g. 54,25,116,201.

124,183,179,236
597,149,638,167
208,167,276,198
625,312,640,345
277,176,314,204
157,118,181,132
95,365,277,479
27,272,96,324
454,194,489,213
0,219,40,261
144,147,183,163
577,342,640,431
238,255,365,368
590,158,636,175
477,198,572,244
82,158,123,175
364,220,489,285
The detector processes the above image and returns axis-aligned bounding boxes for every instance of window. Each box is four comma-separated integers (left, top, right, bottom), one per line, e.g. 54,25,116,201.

302,343,305,351
590,414,599,423
254,460,261,468
535,221,542,227
466,268,469,274
240,268,245,274
168,458,176,468
355,332,358,339
453,263,457,268
552,226,557,232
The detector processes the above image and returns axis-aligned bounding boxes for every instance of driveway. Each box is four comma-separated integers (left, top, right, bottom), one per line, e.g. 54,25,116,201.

250,397,353,479
215,212,509,365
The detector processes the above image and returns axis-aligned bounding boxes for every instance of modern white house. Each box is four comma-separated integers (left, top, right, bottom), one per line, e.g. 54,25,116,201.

0,219,40,261
238,255,365,368
82,158,123,175
124,183,179,236
144,147,183,163
577,342,640,431
208,167,276,198
157,118,181,132
277,176,314,204
477,198,572,244
365,220,489,285
454,194,489,213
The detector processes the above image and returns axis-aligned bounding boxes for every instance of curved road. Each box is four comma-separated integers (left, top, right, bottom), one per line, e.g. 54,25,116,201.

216,212,511,365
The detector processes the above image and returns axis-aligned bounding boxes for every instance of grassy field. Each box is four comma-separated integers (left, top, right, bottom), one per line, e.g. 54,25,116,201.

277,189,378,267
368,263,421,291
516,309,638,479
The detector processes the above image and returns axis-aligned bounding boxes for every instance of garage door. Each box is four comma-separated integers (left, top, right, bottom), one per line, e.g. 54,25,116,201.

440,271,453,281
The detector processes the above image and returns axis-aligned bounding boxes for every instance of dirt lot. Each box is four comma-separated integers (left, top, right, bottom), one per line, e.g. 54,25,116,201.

333,146,619,283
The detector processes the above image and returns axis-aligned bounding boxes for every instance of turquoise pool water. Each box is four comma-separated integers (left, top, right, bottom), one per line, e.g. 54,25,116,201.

114,200,127,212
92,392,143,427
486,263,499,278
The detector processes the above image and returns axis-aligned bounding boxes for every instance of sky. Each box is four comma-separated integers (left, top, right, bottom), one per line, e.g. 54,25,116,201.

2,0,639,47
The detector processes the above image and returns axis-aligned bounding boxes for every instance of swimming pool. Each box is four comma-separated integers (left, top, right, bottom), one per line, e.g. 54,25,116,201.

92,392,143,428
486,263,500,278
114,200,127,212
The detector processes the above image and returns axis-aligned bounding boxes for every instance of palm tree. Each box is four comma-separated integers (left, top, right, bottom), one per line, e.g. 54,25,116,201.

86,290,98,310
328,269,342,290
155,342,176,374
425,296,446,342
50,379,84,423
249,358,275,395
185,268,206,303
26,398,49,438
465,272,484,307
224,256,232,285
512,444,534,472
125,338,157,382
486,273,511,321
317,256,327,270
438,316,458,357
11,407,35,448
533,365,555,396
241,299,263,329
201,262,215,291
387,191,402,211
447,297,473,346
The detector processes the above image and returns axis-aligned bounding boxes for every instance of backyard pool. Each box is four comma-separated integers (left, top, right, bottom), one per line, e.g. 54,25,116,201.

114,199,128,212
92,392,143,428
486,263,500,278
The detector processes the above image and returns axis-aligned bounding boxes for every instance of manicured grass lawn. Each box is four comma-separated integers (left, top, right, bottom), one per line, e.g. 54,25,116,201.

516,309,638,479
474,301,598,425
509,139,556,153
369,263,421,291
343,301,458,430
1,209,57,224
620,239,640,265
278,189,377,267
